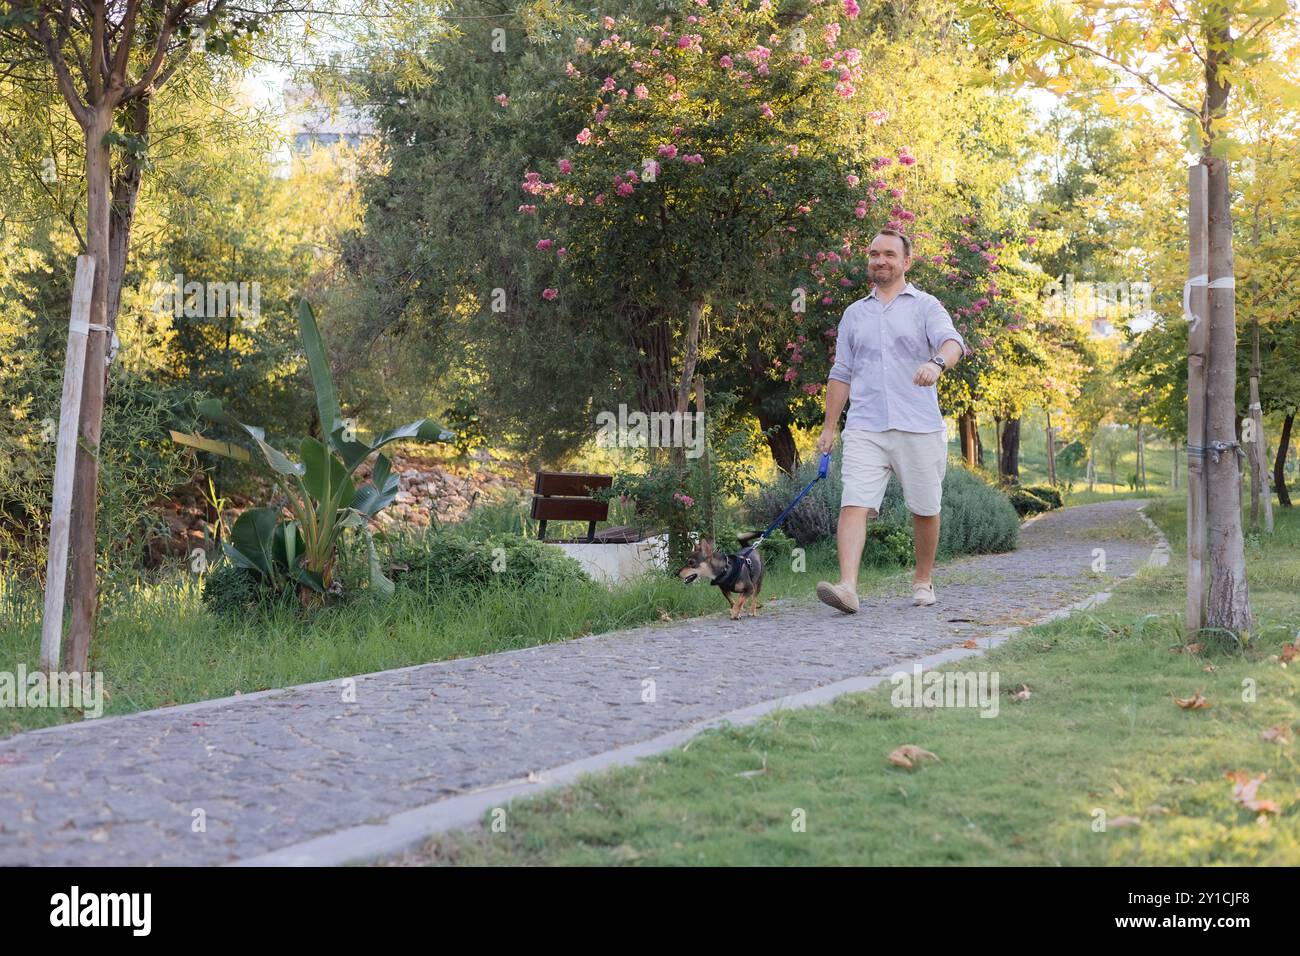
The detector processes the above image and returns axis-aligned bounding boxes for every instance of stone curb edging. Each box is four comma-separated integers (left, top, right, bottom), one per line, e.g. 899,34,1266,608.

232,504,1164,867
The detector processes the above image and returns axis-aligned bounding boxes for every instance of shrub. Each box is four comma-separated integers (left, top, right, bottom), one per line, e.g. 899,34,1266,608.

743,453,842,546
201,561,289,619
1007,487,1053,517
748,454,1019,557
1021,484,1063,509
383,528,589,596
0,359,200,579
862,523,914,566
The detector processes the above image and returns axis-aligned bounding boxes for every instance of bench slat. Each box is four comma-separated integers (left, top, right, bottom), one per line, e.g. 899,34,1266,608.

533,472,613,497
530,497,609,522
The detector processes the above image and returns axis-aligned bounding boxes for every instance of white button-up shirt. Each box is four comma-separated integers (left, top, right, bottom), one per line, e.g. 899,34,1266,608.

827,282,964,433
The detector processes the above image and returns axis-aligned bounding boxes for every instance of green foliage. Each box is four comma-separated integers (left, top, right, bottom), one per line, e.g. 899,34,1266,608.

0,358,199,579
200,561,288,620
862,522,914,567
878,465,1020,556
192,300,454,604
382,529,589,597
1021,484,1063,509
1007,487,1053,517
747,453,1019,556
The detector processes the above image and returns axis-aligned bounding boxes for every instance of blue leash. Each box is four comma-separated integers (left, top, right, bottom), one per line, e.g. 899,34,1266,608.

748,452,831,548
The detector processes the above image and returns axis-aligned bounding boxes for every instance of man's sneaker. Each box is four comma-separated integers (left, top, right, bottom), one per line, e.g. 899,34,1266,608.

912,582,936,606
816,580,859,614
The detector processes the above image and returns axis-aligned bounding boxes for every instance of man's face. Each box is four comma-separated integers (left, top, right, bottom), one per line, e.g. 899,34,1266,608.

867,235,910,286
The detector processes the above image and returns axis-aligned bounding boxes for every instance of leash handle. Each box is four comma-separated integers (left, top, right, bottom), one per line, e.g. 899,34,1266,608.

818,451,831,479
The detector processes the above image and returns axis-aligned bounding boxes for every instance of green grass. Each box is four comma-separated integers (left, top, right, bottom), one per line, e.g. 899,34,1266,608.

0,532,915,738
396,498,1300,866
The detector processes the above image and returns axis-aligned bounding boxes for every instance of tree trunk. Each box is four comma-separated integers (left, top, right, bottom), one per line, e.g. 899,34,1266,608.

959,408,980,469
668,301,704,564
999,418,1020,484
1087,438,1096,492
1172,438,1180,490
65,106,116,675
1203,146,1253,636
759,414,799,478
1136,420,1145,489
1274,412,1293,508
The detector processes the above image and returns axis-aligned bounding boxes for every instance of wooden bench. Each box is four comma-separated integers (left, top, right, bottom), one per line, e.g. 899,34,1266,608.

530,471,644,544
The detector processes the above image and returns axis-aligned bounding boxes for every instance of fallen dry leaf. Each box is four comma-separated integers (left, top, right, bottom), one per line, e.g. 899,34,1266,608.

1281,642,1300,663
1010,683,1032,702
1145,805,1171,816
1227,772,1279,815
1109,816,1142,828
1170,642,1206,655
659,610,672,622
1203,665,1217,673
887,744,940,771
1261,725,1291,744
961,638,978,649
1173,692,1211,710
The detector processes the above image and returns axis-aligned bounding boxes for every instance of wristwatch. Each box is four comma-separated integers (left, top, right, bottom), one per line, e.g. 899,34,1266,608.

928,355,947,371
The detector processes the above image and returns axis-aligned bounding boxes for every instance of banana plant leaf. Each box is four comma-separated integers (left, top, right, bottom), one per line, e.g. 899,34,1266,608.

351,453,399,516
227,507,280,577
296,299,344,447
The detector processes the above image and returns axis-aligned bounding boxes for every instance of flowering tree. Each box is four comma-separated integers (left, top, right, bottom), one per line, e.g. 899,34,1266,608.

521,0,879,425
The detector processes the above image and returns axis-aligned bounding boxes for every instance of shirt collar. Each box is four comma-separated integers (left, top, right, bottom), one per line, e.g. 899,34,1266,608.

866,282,918,301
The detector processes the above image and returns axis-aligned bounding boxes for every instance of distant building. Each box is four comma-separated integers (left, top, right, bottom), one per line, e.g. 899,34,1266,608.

281,82,375,154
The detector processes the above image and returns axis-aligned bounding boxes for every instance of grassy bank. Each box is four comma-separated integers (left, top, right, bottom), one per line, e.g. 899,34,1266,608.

398,497,1300,866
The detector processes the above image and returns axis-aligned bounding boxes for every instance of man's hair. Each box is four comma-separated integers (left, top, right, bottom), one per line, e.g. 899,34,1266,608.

873,228,912,259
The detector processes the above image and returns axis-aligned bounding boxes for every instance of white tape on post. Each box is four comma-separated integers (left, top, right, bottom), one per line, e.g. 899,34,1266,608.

40,255,97,674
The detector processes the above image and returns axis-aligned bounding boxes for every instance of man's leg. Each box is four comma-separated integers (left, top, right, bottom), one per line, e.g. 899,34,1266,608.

837,505,873,590
912,512,940,586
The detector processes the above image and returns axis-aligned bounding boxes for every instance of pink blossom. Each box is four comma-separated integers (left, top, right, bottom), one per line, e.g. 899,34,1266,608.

557,247,567,258
495,93,509,107
594,193,605,205
517,204,536,214
635,84,649,99
558,159,573,174
761,102,774,118
602,16,615,29
843,0,861,17
542,288,558,301
565,62,580,78
847,174,860,187
576,128,592,145
536,239,553,251
720,54,734,68
1026,235,1037,245
658,143,678,159
617,182,634,197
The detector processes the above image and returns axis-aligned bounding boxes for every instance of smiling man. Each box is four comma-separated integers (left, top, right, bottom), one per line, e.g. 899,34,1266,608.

814,229,965,611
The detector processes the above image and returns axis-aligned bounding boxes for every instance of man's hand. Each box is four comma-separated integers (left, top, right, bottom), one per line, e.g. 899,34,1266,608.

816,426,837,455
912,361,941,387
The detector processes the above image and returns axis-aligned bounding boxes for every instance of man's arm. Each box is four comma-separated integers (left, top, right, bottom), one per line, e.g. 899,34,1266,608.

912,337,963,386
818,379,850,453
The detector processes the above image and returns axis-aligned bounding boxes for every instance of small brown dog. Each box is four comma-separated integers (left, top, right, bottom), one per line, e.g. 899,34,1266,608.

677,537,765,620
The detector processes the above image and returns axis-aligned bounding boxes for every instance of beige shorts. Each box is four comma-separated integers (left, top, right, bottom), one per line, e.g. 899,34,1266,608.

840,428,948,516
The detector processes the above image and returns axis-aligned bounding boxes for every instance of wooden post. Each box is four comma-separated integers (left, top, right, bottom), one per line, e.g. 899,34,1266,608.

41,255,97,673
694,374,713,540
1186,165,1209,636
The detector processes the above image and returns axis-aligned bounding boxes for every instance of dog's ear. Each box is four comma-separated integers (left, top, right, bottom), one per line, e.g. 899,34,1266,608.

700,537,715,555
